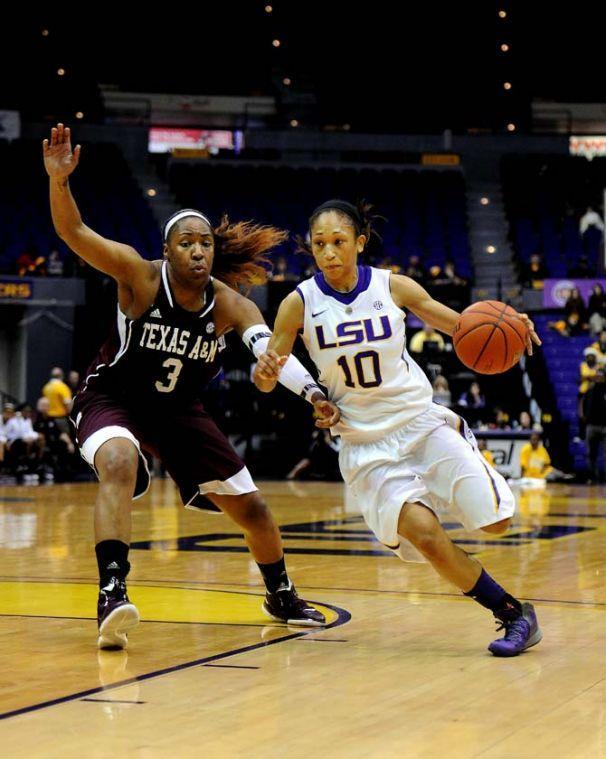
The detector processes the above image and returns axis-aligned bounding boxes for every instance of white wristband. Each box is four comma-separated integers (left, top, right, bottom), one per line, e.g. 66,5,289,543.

242,323,324,403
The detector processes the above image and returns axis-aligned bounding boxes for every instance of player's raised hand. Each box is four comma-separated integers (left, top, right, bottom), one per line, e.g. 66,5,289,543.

517,312,541,356
42,123,81,179
312,395,341,429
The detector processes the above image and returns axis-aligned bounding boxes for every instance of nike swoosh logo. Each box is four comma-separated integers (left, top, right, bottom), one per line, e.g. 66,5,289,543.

312,310,328,317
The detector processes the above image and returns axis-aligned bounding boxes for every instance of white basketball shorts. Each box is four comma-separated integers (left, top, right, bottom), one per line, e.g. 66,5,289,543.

339,404,516,562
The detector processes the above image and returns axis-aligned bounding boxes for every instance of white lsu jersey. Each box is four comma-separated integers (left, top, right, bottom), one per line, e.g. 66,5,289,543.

296,265,433,442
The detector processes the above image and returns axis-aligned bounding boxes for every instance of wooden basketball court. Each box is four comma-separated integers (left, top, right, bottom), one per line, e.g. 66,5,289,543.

0,479,605,757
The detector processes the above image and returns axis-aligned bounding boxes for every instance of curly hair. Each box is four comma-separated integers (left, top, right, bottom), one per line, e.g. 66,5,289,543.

163,210,288,290
212,215,289,290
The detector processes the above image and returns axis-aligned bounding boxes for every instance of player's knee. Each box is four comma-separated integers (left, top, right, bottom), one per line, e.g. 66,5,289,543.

96,440,138,485
481,517,512,535
398,506,444,560
408,528,445,561
232,493,272,530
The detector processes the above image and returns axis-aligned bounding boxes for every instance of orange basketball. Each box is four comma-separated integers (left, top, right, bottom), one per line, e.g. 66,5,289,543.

453,300,528,375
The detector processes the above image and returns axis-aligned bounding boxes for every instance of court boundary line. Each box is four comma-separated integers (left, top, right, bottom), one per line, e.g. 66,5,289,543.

0,613,325,628
204,664,260,670
0,602,350,722
81,698,146,704
1,577,604,609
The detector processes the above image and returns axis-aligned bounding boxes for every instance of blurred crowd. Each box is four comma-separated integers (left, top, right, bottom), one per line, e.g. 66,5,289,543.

549,284,606,337
0,367,83,485
521,205,604,290
578,334,606,483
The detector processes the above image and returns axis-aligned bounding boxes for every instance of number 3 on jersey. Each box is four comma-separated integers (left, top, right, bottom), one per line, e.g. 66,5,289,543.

156,357,183,393
337,350,382,388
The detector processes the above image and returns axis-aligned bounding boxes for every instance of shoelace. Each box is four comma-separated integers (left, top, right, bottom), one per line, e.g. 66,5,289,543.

495,616,530,643
272,587,314,612
100,578,128,601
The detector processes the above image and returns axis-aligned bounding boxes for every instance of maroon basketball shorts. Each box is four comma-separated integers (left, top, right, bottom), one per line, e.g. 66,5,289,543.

71,389,256,509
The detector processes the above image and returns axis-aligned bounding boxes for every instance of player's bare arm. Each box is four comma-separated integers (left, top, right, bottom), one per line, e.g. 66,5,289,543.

390,273,541,355
212,278,266,338
390,273,459,334
257,291,304,389
43,123,157,313
253,291,340,428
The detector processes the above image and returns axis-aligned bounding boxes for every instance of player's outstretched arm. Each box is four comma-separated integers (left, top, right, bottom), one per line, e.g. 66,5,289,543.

43,123,152,286
390,273,541,354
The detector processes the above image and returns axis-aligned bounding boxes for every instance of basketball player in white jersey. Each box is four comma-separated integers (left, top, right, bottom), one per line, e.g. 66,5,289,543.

254,200,543,656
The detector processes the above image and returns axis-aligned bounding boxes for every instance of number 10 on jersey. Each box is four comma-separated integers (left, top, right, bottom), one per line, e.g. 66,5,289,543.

337,350,382,388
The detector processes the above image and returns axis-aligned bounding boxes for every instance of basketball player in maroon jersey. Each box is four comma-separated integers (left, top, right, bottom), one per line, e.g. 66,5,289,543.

43,124,336,648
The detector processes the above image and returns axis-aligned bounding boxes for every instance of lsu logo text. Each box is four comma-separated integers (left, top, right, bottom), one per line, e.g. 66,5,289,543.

316,316,392,349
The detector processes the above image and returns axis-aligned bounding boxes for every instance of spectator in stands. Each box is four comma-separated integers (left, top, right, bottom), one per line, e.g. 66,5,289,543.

580,352,599,395
519,433,553,479
4,403,42,481
0,416,5,465
409,323,445,355
565,288,588,334
34,396,75,481
41,367,72,435
523,253,549,288
67,370,80,395
515,411,533,431
579,206,604,237
430,261,468,309
1,403,14,425
404,254,425,284
2,403,16,437
515,410,543,432
0,404,13,471
47,249,64,277
588,283,606,335
270,256,297,282
378,256,402,274
568,255,595,279
432,375,451,407
434,261,466,287
477,439,495,467
582,367,606,484
17,403,43,455
15,247,46,277
2,403,18,474
426,264,443,287
548,288,588,336
578,352,599,437
493,408,512,430
584,330,606,366
458,381,485,409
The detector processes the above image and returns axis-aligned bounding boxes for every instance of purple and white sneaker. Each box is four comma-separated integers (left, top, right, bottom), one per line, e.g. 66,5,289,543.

488,602,542,657
97,577,140,650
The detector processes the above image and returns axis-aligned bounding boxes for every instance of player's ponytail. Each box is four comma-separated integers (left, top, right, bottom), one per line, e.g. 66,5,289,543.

212,215,289,290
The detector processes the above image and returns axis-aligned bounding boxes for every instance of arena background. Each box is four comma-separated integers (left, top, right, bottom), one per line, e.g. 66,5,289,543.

1,3,604,483
4,4,606,757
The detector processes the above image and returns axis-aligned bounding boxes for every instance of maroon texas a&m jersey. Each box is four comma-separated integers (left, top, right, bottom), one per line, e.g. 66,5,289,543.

79,262,224,409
